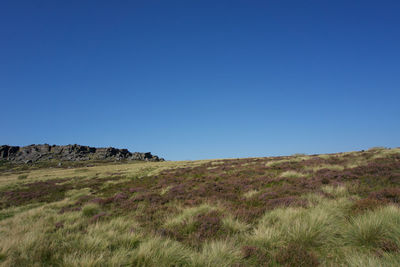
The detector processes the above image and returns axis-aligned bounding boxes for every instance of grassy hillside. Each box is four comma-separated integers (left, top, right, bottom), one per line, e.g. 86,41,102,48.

0,147,400,266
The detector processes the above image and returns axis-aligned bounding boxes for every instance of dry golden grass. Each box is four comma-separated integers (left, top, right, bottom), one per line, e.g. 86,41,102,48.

279,170,306,178
304,164,345,172
243,189,259,199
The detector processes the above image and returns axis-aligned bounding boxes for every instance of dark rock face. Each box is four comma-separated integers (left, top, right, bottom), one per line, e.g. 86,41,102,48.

0,144,164,163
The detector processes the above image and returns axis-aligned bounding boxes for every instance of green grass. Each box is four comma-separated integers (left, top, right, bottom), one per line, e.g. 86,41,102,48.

17,174,28,180
279,170,306,179
82,203,101,217
164,204,218,228
0,147,399,266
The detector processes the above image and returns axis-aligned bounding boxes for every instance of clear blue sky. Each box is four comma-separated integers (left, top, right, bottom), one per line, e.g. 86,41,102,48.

1,1,399,160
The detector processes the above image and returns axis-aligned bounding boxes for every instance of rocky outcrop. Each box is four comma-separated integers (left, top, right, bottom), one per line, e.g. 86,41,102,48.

0,144,164,163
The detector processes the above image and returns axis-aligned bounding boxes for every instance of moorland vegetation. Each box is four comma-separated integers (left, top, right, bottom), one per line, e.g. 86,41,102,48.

0,147,400,266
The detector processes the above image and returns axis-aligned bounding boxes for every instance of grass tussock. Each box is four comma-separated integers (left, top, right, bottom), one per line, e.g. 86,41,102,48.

133,237,191,266
344,206,400,249
82,203,101,217
279,170,306,179
243,189,258,199
305,164,345,172
322,185,349,197
191,240,242,267
222,215,249,234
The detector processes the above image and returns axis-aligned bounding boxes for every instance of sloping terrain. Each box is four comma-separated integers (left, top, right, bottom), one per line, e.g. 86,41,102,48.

0,147,399,266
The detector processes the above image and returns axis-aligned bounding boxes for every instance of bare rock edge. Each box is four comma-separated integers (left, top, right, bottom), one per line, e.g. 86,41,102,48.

0,144,164,164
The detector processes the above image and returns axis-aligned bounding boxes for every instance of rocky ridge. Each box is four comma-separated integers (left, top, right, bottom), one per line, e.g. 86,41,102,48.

0,144,164,163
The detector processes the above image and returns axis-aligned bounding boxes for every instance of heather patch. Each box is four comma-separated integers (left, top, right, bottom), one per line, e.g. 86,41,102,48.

275,243,319,267
0,178,72,208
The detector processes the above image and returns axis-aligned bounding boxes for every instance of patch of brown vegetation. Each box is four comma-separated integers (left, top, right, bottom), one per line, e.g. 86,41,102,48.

241,246,271,266
351,198,383,214
369,188,400,204
275,243,319,267
160,211,226,247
